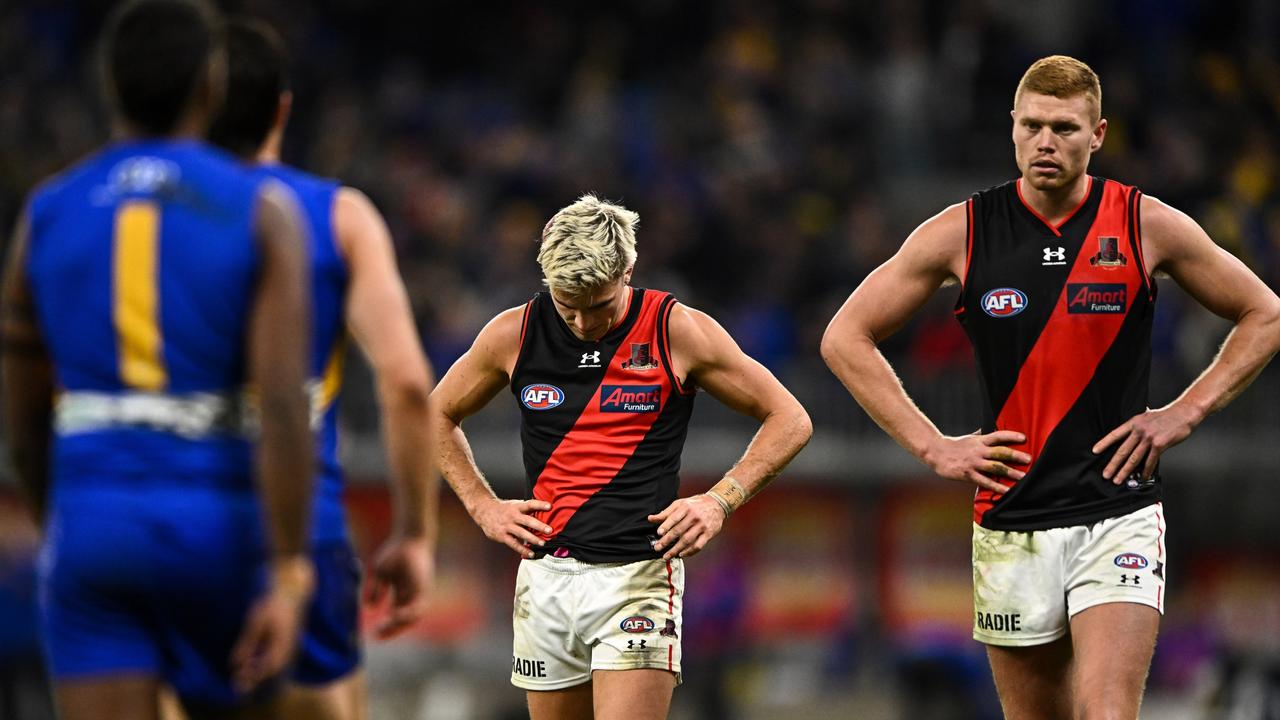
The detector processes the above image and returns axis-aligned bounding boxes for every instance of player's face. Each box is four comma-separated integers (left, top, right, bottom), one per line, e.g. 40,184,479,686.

1011,92,1106,193
550,277,630,342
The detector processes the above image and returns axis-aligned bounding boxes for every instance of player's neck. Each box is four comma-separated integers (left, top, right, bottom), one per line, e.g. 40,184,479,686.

256,127,284,165
1018,175,1091,226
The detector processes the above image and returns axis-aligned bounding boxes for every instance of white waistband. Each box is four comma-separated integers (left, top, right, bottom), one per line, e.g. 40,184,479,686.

55,390,257,439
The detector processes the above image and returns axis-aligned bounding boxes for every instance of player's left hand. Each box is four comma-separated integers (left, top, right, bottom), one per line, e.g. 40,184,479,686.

231,556,314,693
1093,404,1199,483
648,494,726,560
363,534,435,639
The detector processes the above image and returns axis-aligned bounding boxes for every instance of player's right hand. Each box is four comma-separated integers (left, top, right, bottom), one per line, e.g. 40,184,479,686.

924,430,1030,493
230,556,314,693
473,498,552,559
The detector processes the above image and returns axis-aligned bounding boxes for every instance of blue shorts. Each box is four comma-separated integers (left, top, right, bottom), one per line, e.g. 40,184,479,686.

39,486,270,707
292,540,362,685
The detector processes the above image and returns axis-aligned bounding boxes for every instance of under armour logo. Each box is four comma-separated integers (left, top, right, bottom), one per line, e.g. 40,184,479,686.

579,351,601,367
627,639,647,650
1120,574,1141,585
1043,246,1066,265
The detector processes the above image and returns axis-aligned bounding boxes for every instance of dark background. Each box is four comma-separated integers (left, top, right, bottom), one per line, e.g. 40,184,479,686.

2,1,1279,718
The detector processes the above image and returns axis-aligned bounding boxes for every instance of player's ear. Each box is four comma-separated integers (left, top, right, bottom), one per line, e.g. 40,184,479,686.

1090,118,1107,152
623,266,634,284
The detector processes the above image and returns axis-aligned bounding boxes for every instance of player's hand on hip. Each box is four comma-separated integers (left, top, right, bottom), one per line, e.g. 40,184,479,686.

648,494,726,560
474,497,552,559
1094,405,1196,483
231,555,315,693
364,534,436,639
924,430,1030,494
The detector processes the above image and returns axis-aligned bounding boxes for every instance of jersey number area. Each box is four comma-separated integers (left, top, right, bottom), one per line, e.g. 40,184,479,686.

114,200,167,390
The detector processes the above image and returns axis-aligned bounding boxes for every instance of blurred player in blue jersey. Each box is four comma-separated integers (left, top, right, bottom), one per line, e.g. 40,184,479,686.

1,1,315,718
207,17,439,720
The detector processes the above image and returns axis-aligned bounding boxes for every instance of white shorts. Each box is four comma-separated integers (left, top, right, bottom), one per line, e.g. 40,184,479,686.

972,502,1166,647
511,555,684,691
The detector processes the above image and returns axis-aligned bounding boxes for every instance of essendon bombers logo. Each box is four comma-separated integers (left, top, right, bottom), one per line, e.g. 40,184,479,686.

1067,283,1126,314
600,385,661,413
981,288,1028,318
520,384,564,410
1090,236,1127,267
622,342,659,371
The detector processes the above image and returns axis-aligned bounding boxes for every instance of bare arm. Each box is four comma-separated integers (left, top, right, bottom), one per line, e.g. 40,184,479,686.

428,307,551,558
249,182,313,563
0,210,53,524
334,187,438,637
820,203,1029,492
231,181,314,691
648,304,813,560
337,188,436,540
1093,195,1280,481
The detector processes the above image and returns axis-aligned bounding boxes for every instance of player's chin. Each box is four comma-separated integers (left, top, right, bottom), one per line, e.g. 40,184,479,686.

1024,171,1073,192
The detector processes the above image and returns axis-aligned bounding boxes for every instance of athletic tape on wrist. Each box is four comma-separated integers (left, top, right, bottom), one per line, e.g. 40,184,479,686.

709,476,747,514
705,490,733,518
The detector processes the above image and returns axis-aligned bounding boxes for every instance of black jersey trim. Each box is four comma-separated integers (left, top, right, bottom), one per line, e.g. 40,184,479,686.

656,295,693,395
955,198,975,317
1013,176,1095,237
518,299,533,351
1127,189,1154,300
510,297,537,391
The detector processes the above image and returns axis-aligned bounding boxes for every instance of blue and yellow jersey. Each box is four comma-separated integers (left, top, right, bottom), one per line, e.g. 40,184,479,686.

25,139,264,492
256,164,348,543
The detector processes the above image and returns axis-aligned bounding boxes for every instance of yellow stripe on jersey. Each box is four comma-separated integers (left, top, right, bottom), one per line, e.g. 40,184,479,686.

316,334,347,415
113,201,167,390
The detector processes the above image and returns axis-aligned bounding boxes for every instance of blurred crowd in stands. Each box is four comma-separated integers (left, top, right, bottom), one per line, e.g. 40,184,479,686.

3,0,1278,388
3,2,1280,718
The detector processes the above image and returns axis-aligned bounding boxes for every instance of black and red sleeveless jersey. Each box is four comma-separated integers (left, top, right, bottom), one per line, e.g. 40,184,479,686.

956,176,1159,531
510,287,697,562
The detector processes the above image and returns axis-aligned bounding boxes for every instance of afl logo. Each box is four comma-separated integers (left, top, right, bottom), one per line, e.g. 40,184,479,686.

1114,553,1149,570
620,616,655,634
981,288,1028,317
520,384,564,411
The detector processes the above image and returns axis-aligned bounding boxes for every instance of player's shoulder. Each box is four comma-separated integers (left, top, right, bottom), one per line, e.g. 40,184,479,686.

1136,192,1187,226
26,145,120,210
969,177,1019,205
1135,192,1206,266
261,162,340,195
486,304,532,344
331,185,386,249
904,200,968,250
663,300,725,353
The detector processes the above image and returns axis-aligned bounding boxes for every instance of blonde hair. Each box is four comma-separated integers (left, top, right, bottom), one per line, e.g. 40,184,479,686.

1014,55,1102,122
538,194,638,294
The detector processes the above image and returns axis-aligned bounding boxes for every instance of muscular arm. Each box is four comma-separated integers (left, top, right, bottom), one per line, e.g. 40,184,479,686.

428,307,550,557
648,305,813,559
336,188,437,541
1093,195,1280,480
335,187,439,637
0,210,53,523
675,305,812,497
820,203,1028,491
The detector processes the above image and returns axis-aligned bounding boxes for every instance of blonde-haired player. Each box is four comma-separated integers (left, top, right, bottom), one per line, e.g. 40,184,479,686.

431,194,812,719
